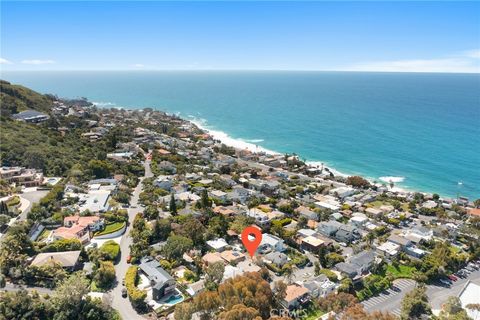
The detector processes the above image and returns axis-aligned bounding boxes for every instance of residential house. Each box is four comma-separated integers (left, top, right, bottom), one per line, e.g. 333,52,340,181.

64,215,104,232
202,252,224,266
329,187,355,199
296,206,318,221
303,275,336,298
12,110,50,123
376,241,400,259
264,252,289,267
0,166,44,187
206,238,229,252
210,190,228,203
335,250,376,279
220,250,246,265
30,250,81,271
139,257,176,300
283,284,310,309
154,176,174,191
259,233,285,253
49,224,91,244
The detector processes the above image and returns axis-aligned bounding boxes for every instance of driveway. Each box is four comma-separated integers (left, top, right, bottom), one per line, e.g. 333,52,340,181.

110,159,153,320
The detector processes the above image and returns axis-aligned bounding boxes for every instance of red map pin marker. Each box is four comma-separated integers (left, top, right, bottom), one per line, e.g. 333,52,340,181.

241,226,263,257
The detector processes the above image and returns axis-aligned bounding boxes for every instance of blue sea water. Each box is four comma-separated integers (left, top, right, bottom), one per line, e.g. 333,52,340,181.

2,71,479,199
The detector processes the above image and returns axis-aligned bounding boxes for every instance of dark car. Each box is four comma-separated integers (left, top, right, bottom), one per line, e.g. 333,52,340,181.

122,288,127,298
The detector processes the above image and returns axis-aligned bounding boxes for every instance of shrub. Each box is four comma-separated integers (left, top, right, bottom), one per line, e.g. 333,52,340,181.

99,240,120,261
319,269,338,282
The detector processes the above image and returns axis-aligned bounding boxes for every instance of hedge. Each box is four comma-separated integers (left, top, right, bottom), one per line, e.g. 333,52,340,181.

94,222,126,236
125,266,147,309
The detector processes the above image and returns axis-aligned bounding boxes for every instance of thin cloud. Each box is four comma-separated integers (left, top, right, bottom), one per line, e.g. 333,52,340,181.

0,58,13,64
21,59,55,65
463,49,480,59
343,50,480,73
131,63,145,68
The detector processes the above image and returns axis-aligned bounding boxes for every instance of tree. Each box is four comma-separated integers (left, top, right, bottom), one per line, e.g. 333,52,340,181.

297,215,308,229
317,292,358,313
200,188,212,209
314,261,321,276
205,261,225,290
51,273,90,319
273,280,287,306
218,304,261,320
474,199,480,208
282,263,295,284
162,235,193,260
0,289,50,320
170,193,177,215
88,160,112,179
152,218,172,241
400,285,431,320
176,217,206,246
95,261,116,289
439,297,470,320
144,205,159,220
346,176,370,189
0,223,33,279
174,302,195,320
194,290,222,320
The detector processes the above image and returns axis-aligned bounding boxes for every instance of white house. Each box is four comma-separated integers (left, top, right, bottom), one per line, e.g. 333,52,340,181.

259,233,285,253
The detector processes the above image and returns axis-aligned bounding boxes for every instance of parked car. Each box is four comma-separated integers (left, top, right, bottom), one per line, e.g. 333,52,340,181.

122,288,127,298
448,275,458,281
126,255,132,263
122,278,125,286
440,279,451,286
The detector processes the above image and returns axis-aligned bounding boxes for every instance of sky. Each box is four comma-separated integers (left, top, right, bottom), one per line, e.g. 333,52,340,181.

1,1,479,73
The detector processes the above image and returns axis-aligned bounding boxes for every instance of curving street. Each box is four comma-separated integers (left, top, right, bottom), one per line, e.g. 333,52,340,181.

110,157,153,320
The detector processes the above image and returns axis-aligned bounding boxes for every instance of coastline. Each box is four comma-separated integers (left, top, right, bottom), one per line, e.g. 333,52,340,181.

188,115,414,196
96,102,460,199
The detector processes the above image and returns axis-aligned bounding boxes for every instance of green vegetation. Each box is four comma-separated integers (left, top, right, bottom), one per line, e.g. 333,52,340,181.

125,266,147,310
319,268,338,282
94,221,126,236
0,80,53,117
0,273,120,320
400,285,431,320
356,274,392,301
386,264,416,279
98,240,120,261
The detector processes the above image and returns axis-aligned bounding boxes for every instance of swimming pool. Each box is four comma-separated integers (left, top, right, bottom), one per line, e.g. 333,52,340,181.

164,291,184,305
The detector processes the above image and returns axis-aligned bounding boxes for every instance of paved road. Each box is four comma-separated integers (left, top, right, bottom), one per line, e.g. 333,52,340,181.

18,189,49,221
110,158,153,320
362,278,416,317
1,282,54,295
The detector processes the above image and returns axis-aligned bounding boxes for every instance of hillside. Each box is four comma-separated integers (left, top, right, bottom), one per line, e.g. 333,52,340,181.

0,82,110,176
0,80,53,117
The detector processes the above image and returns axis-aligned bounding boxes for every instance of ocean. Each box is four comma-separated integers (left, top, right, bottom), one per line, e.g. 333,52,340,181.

2,71,479,199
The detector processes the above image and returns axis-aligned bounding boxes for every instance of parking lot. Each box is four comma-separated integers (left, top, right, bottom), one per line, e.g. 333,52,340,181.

362,278,416,316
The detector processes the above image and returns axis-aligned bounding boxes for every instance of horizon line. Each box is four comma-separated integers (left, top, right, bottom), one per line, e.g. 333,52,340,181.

2,69,479,75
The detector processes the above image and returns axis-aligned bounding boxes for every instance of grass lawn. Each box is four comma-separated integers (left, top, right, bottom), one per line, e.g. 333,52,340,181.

94,222,126,236
387,264,416,279
37,229,51,242
303,307,325,320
